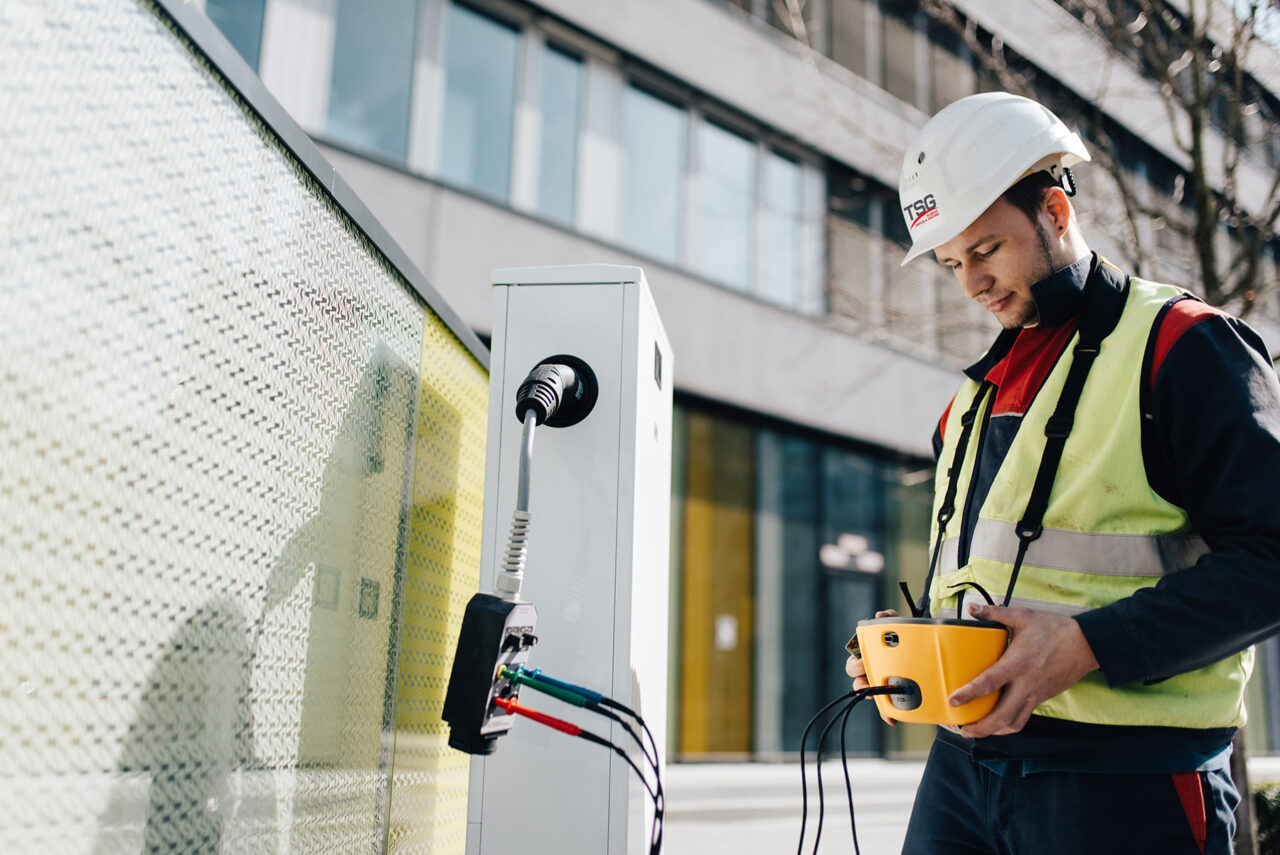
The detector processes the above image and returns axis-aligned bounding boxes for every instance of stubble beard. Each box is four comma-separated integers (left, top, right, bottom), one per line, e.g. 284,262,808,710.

999,219,1058,330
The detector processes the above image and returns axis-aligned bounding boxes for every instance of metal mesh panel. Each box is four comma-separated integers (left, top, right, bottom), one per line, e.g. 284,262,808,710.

0,1,487,853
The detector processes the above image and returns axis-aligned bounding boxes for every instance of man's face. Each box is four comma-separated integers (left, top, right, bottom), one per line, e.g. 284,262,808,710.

932,197,1056,330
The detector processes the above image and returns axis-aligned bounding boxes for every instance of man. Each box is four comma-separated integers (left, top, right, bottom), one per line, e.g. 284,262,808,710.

847,92,1280,854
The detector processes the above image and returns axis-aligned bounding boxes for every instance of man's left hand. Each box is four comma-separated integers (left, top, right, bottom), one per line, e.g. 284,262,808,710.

949,604,1100,739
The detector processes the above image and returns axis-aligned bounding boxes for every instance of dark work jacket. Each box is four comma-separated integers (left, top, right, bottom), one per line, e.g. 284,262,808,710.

932,253,1280,771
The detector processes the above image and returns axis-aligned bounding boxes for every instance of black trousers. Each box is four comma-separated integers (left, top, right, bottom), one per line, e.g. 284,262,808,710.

902,733,1238,855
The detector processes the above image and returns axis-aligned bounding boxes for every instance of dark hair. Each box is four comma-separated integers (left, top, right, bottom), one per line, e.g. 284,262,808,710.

1000,170,1062,224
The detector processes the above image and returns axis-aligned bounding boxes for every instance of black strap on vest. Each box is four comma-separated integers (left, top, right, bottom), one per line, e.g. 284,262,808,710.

1000,270,1128,606
907,380,993,617
906,264,1129,618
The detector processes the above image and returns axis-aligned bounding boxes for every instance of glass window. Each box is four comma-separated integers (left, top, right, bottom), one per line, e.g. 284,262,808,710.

537,46,583,225
881,0,919,106
621,85,687,263
205,0,266,71
756,429,822,753
831,0,869,78
760,152,803,307
325,0,419,161
827,161,878,228
694,120,756,291
929,20,974,112
884,195,912,247
671,402,937,758
439,3,519,200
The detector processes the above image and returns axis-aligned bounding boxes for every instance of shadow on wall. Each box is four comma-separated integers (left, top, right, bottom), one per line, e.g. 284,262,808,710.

106,596,255,855
93,344,419,854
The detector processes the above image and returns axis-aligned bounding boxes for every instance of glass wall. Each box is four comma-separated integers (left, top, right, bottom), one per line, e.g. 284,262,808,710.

621,84,688,264
537,45,583,224
439,3,520,200
326,0,419,161
694,121,756,291
1,2,492,849
205,0,266,71
672,401,935,759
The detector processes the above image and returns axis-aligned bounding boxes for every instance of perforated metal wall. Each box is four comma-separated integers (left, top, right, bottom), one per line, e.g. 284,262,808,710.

0,1,487,852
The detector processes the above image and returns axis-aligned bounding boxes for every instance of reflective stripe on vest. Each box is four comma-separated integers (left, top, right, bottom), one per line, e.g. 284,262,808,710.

936,597,1089,620
936,521,1209,579
929,272,1252,729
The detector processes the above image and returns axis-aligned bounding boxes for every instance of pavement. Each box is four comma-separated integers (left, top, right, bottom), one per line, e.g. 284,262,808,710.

662,758,924,854
662,755,1280,854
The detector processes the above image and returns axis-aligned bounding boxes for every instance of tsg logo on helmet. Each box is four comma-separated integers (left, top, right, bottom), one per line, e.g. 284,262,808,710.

903,194,939,229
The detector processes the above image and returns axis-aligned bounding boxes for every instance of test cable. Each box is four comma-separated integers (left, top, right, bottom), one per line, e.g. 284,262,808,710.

521,670,664,855
796,685,902,855
497,668,665,854
502,667,661,770
510,668,664,854
810,694,852,852
838,694,861,852
492,697,663,854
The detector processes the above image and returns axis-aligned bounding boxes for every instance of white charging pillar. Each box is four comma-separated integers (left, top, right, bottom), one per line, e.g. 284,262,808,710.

469,265,673,855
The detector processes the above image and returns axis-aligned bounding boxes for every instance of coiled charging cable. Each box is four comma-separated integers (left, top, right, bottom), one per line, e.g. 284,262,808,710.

495,361,591,602
495,410,536,600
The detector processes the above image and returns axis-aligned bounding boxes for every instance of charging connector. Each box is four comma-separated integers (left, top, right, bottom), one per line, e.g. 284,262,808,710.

442,355,599,753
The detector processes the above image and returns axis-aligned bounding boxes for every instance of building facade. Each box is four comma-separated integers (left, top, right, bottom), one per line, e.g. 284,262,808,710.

198,0,1280,759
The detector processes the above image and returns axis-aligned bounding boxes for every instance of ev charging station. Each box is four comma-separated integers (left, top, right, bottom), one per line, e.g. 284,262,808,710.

465,265,673,854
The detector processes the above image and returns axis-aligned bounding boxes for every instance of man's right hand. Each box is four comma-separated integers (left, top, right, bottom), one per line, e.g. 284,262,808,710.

845,609,900,726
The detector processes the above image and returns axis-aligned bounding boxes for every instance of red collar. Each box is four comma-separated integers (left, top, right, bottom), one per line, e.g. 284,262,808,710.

985,321,1079,417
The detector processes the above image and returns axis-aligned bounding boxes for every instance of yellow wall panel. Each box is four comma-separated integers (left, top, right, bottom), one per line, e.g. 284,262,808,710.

387,317,489,855
678,413,756,756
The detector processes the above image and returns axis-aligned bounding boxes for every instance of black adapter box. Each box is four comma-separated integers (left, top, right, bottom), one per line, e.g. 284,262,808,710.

442,593,539,754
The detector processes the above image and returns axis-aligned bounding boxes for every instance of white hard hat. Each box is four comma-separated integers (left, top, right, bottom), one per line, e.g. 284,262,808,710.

898,92,1090,266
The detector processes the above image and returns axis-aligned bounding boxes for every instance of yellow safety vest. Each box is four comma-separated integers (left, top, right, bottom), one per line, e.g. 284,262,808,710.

930,275,1252,729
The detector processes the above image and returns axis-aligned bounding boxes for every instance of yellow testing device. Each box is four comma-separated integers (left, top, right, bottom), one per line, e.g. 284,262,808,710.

847,617,1010,726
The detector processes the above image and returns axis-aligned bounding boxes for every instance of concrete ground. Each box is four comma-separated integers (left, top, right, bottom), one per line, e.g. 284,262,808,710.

662,755,1280,855
662,758,924,855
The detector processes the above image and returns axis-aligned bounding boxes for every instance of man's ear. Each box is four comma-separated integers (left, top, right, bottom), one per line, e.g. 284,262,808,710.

1043,186,1072,233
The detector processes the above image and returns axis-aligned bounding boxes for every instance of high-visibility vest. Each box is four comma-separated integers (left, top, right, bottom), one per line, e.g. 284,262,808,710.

930,275,1253,728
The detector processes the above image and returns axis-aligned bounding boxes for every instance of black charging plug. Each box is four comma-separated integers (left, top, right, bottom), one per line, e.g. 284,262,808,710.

514,354,597,427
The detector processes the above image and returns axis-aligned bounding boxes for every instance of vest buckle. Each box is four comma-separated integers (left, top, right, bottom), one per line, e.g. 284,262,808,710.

1044,415,1073,438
